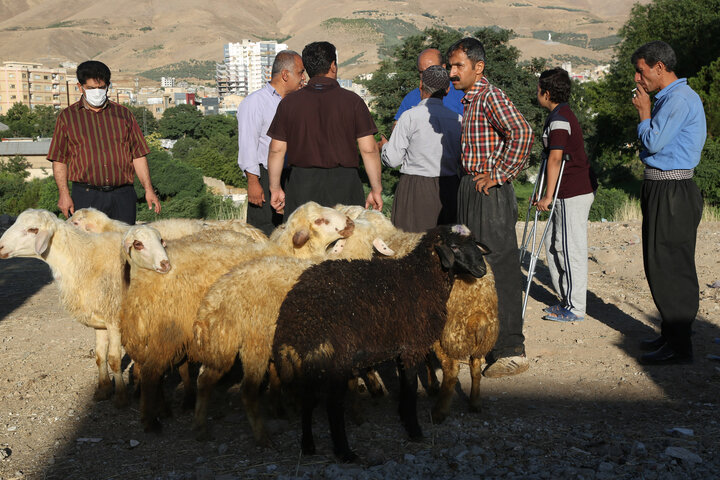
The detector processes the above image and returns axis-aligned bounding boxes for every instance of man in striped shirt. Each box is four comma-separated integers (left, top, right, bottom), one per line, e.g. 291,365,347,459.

48,60,160,223
447,37,534,378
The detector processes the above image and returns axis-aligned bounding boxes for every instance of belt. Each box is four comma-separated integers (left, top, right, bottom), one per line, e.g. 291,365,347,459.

73,182,132,192
643,167,694,181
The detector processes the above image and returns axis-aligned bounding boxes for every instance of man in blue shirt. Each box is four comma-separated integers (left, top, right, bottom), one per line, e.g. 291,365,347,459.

394,48,465,123
631,40,706,365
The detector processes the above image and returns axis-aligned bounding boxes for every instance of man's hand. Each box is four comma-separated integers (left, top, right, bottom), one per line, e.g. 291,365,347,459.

270,187,285,214
535,194,553,212
377,135,388,151
365,189,383,211
145,189,161,214
246,173,265,206
473,172,498,195
631,83,651,121
57,191,74,219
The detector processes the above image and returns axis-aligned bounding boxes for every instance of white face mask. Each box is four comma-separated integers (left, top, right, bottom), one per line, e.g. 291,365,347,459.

84,87,107,107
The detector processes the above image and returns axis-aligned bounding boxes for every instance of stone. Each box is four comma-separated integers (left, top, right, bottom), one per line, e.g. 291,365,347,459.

664,446,702,464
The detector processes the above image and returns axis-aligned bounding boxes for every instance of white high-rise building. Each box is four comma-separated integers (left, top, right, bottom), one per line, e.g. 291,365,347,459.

216,40,287,97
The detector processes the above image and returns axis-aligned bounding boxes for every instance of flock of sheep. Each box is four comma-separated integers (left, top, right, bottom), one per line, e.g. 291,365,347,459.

0,203,499,462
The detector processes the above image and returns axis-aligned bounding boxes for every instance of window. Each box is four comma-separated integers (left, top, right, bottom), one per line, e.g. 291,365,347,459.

34,74,41,79
22,73,26,78
8,73,14,78
44,75,49,80
11,95,17,99
10,84,15,89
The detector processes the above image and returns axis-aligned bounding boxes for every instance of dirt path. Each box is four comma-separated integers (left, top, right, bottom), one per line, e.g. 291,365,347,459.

1,221,719,480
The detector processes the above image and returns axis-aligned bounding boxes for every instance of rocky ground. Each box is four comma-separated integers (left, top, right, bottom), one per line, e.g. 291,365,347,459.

1,220,719,480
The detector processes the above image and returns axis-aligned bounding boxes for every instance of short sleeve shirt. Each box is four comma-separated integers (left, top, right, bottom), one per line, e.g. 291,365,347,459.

47,100,149,186
541,103,596,198
267,77,377,168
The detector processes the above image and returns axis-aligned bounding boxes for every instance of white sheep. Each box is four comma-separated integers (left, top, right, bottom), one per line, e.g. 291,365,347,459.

68,207,268,243
0,209,145,406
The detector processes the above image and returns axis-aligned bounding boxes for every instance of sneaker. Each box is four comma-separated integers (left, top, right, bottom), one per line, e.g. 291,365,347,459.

543,306,584,323
543,303,564,315
483,355,529,378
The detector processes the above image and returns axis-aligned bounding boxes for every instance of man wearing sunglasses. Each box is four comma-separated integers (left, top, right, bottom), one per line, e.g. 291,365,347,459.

48,60,161,223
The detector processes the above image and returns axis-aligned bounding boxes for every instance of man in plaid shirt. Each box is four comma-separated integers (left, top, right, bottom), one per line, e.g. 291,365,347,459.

447,37,534,378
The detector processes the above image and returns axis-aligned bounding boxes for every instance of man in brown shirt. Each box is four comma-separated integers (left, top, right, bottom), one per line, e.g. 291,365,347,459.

266,41,383,218
48,60,160,223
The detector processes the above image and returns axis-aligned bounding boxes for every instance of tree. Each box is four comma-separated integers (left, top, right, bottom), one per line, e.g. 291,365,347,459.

195,114,237,140
689,57,720,139
159,103,203,139
124,104,160,135
0,103,58,138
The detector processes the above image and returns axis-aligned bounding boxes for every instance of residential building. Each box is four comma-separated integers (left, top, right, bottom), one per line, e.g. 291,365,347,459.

0,61,80,114
0,138,52,180
216,40,287,97
161,76,176,88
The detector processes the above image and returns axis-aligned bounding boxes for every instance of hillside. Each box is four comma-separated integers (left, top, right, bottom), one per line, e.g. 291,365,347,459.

0,0,647,80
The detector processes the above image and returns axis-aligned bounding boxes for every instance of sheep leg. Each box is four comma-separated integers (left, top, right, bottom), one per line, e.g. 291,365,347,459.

431,346,460,424
192,365,223,441
106,324,128,408
240,370,270,447
468,355,484,413
347,377,365,426
177,361,196,410
326,376,357,463
300,384,318,456
362,369,386,398
267,362,286,418
93,329,113,401
397,361,423,440
424,352,441,395
139,365,163,433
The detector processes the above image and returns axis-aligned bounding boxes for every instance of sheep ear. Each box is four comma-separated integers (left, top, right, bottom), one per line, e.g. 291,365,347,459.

476,242,491,255
34,229,52,255
373,238,395,256
435,244,455,269
330,238,346,254
292,228,310,248
123,237,134,254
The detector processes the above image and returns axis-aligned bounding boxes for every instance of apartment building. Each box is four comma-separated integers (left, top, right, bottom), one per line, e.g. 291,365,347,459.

0,61,81,114
216,40,287,97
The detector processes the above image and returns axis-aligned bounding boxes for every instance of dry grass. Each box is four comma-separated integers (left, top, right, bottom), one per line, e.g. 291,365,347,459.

614,197,720,223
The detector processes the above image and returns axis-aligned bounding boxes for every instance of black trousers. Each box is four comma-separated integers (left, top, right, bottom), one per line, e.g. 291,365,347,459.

641,179,703,354
283,166,365,221
457,176,524,359
246,165,284,236
71,182,137,225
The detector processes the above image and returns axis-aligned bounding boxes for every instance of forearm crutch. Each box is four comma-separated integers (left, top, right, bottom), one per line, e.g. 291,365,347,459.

520,154,567,320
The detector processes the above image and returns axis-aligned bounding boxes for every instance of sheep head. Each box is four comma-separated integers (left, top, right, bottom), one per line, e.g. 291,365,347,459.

122,225,171,274
0,209,59,259
67,207,108,233
433,224,490,279
272,201,355,255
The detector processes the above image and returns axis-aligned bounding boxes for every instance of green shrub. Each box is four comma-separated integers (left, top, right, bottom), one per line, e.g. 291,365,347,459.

589,186,628,221
695,137,720,207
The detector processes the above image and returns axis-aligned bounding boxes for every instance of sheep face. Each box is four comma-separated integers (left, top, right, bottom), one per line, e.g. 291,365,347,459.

0,209,57,259
123,225,171,274
67,207,107,233
280,201,355,249
435,225,490,279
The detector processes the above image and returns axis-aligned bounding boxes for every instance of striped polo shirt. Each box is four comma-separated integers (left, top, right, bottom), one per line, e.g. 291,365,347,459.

47,100,149,186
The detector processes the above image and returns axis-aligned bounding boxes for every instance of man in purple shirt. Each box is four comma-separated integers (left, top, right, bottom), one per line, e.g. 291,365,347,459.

236,50,305,235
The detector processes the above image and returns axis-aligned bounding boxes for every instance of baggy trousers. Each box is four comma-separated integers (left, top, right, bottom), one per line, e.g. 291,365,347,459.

457,175,525,359
246,165,284,236
71,182,137,225
641,179,702,354
544,192,595,316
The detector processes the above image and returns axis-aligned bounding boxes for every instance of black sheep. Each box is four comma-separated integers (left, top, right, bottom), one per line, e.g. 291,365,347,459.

273,224,489,462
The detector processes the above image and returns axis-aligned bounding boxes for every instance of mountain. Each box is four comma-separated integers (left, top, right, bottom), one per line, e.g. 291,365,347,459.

0,0,646,82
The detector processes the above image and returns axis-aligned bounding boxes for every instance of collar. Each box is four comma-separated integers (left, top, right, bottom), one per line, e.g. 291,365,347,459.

264,82,283,98
306,76,339,91
79,97,112,111
419,97,444,106
461,76,489,104
656,78,687,101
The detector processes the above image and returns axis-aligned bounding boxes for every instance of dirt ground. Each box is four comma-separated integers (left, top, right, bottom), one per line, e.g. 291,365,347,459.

1,220,719,480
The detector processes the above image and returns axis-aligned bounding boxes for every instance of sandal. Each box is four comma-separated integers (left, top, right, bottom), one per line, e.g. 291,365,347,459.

542,303,564,315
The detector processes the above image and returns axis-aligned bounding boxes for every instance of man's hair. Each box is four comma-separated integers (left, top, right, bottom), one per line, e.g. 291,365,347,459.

538,68,571,104
631,41,676,73
421,65,450,98
446,37,486,65
271,50,300,77
417,48,442,70
76,60,111,86
302,42,337,78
